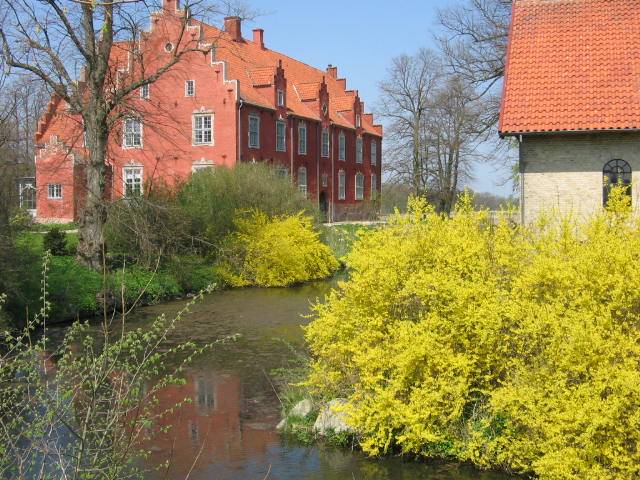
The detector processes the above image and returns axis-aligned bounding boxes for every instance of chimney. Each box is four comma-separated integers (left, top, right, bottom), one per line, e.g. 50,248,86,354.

162,0,180,12
326,64,338,79
253,28,264,49
224,16,242,42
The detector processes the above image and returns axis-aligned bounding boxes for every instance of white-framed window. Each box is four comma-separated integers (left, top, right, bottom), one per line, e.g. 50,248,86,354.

123,166,143,197
123,118,142,148
321,173,328,188
140,83,150,99
185,80,195,97
47,183,62,200
276,120,286,152
277,89,285,107
193,114,213,145
371,139,377,165
321,128,329,158
356,114,361,128
338,170,346,200
338,131,345,161
355,172,364,200
298,166,307,196
191,160,214,173
298,121,307,155
371,173,377,199
356,137,363,164
248,114,260,148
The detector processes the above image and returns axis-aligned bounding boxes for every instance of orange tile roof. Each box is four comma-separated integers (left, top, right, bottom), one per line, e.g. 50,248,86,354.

499,0,640,135
199,22,381,136
248,66,276,86
295,82,321,102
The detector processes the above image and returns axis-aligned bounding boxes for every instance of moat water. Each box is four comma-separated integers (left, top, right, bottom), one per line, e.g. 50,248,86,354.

54,280,514,480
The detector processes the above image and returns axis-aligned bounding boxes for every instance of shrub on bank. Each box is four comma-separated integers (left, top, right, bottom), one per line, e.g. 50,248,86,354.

218,210,339,287
305,190,640,479
105,183,188,268
110,266,182,305
179,164,318,251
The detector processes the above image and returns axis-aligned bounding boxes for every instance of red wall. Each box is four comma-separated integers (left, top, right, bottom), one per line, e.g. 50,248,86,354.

35,11,381,223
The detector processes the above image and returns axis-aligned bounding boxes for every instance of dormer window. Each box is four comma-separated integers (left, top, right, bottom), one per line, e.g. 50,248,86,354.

277,89,285,107
185,80,195,97
322,103,328,116
356,114,361,128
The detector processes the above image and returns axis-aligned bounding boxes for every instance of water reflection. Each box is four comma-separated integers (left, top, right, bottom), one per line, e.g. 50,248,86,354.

145,369,512,480
145,370,280,480
52,280,513,480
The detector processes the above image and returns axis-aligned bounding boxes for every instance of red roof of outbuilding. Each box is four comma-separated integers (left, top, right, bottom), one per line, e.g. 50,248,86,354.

499,0,640,136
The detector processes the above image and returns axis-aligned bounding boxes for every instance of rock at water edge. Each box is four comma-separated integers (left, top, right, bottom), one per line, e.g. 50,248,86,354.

313,398,352,436
290,399,313,418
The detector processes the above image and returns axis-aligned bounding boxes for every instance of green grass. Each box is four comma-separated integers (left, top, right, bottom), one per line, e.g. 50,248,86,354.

10,232,217,323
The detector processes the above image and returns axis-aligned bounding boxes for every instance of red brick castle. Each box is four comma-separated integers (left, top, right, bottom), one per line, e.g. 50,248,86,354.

34,0,382,223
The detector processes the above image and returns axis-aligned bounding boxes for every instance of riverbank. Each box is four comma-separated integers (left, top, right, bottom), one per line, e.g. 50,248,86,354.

44,278,510,479
5,222,376,325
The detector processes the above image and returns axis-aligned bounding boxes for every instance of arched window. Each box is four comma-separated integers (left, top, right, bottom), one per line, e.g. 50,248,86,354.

355,172,364,200
603,159,632,206
297,166,307,196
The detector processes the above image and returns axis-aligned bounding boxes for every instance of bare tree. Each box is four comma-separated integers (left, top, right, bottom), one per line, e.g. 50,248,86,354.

429,75,487,214
377,49,442,196
438,0,512,126
378,50,490,214
0,0,247,270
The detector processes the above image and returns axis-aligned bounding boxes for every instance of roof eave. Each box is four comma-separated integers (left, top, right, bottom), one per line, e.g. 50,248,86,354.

499,127,640,138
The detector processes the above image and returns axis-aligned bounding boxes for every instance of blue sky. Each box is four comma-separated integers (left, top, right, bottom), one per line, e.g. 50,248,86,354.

242,0,514,195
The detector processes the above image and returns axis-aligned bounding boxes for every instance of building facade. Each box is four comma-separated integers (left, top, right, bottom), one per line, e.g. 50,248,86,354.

35,0,382,223
500,0,640,224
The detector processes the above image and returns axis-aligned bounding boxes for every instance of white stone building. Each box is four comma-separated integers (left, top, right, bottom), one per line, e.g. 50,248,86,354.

499,0,640,224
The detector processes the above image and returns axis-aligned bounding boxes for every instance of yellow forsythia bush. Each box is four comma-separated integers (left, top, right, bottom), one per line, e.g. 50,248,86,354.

218,210,339,287
305,190,640,479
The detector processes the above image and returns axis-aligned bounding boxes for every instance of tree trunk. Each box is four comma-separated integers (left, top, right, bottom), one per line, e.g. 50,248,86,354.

76,115,108,270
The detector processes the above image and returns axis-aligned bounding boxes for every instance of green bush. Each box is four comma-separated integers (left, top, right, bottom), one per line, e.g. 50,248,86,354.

105,183,189,267
111,266,182,306
179,164,318,252
218,210,339,287
166,255,219,292
305,191,640,479
43,227,67,255
47,257,103,320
